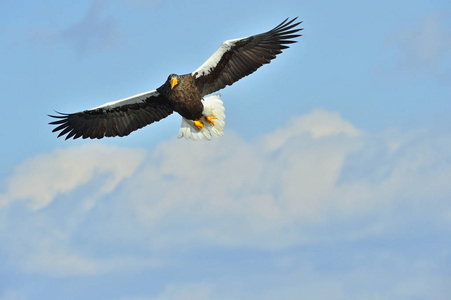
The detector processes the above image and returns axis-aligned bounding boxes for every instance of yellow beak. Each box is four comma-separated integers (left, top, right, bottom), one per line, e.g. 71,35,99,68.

170,78,178,89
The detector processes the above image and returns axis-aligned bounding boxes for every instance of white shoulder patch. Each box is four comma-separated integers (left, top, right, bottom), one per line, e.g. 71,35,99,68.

91,90,160,111
177,94,226,141
192,37,248,79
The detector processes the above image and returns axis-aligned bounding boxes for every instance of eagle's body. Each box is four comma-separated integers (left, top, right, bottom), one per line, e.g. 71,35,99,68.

159,74,203,121
50,18,303,141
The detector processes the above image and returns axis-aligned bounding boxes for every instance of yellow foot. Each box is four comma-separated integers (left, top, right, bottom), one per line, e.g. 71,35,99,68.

194,120,204,130
206,116,217,125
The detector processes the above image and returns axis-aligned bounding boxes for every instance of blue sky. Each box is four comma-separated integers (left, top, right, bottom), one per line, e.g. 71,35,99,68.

1,0,451,299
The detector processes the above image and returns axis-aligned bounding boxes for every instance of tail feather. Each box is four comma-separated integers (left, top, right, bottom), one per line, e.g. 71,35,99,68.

177,94,225,141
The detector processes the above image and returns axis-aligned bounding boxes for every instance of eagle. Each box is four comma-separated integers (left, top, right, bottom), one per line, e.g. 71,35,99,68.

49,18,302,141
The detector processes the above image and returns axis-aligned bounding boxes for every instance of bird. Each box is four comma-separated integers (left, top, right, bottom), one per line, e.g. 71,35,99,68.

49,18,303,141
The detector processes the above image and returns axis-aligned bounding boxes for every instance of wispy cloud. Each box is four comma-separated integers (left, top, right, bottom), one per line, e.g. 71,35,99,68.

28,0,120,55
387,13,451,78
61,0,120,54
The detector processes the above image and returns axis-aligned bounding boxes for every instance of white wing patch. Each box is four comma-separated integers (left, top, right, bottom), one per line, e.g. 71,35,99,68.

192,37,248,79
177,94,225,141
91,90,160,111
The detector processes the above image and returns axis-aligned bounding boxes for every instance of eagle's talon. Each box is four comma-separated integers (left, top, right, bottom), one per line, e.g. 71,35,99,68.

194,120,204,130
206,116,217,125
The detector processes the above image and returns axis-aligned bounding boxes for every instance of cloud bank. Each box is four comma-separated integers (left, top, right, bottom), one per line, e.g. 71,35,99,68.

0,109,450,298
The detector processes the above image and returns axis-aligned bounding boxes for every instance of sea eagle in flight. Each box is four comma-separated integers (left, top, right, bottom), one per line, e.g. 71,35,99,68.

49,18,303,141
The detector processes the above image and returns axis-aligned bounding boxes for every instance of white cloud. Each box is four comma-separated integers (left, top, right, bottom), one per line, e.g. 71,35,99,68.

115,111,450,250
0,144,146,210
123,133,363,248
262,109,362,151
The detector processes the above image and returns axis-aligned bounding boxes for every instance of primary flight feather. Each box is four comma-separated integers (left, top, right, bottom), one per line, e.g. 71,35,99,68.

49,17,303,141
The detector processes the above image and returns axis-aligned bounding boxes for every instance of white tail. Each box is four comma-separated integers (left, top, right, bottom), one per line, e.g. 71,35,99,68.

177,94,226,141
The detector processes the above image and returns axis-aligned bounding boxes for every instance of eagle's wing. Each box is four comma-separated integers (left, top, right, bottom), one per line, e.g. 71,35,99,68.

49,90,173,140
192,17,302,97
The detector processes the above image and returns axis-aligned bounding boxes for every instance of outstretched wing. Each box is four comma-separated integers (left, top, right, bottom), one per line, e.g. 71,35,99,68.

192,17,302,97
49,90,173,140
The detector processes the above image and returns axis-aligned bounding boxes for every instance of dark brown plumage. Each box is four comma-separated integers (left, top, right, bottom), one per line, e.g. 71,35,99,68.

158,74,204,121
